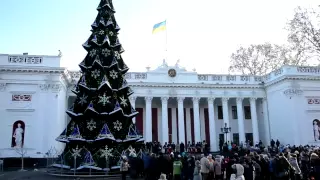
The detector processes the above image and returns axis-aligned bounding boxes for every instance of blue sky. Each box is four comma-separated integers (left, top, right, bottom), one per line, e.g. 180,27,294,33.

0,0,318,73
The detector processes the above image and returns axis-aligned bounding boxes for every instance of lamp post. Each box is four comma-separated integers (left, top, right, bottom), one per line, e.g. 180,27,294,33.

220,123,231,143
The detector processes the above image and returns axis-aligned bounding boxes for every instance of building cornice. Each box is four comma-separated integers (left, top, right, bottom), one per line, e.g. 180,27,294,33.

129,83,264,89
0,54,60,58
0,66,66,74
2,66,320,90
265,75,320,87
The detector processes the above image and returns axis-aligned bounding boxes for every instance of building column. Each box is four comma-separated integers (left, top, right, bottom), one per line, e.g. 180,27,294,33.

222,97,231,142
262,97,270,145
185,108,192,143
145,97,153,142
250,98,259,144
236,98,245,144
161,97,169,144
177,97,185,144
171,108,177,143
193,97,201,143
129,96,137,124
200,108,206,141
208,97,217,151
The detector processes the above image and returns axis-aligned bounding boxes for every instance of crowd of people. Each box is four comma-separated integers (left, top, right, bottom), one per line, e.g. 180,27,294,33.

118,139,320,180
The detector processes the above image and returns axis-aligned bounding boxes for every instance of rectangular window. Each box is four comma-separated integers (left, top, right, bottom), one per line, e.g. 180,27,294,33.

218,106,223,119
219,134,225,143
244,106,251,119
233,133,239,145
245,133,253,143
231,106,237,119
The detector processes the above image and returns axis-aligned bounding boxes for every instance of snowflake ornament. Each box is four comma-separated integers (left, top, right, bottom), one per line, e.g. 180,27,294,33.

89,49,97,57
78,95,88,105
119,96,128,107
128,146,136,157
98,93,110,106
91,69,100,79
113,120,122,131
110,70,118,79
102,48,111,57
114,51,121,59
87,119,96,131
100,145,113,159
109,31,114,37
71,146,82,158
99,30,104,35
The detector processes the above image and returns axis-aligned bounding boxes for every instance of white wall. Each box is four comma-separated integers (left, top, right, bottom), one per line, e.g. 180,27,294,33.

0,71,67,158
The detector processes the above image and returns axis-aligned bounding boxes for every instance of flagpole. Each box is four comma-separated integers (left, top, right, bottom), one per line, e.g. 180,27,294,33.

165,19,168,62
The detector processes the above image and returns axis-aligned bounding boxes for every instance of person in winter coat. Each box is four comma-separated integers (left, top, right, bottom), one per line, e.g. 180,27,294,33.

200,154,210,180
241,157,254,180
193,160,201,180
214,155,223,180
173,156,183,180
230,164,245,180
120,156,130,180
288,153,302,180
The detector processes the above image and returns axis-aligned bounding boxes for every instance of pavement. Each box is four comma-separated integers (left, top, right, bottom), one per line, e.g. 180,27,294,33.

0,169,141,180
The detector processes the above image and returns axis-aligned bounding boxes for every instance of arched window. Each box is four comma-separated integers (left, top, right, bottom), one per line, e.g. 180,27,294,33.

11,120,25,148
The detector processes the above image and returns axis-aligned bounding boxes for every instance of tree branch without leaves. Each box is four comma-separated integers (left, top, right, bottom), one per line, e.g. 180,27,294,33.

228,43,307,76
286,6,320,61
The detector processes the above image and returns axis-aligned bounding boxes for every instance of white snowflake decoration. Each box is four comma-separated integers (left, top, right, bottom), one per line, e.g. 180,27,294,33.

87,119,96,131
114,51,121,59
100,145,113,159
71,146,82,158
119,96,128,107
99,30,104,35
91,69,100,79
102,48,111,57
110,70,118,79
109,31,114,37
78,95,88,105
98,93,110,106
89,49,97,57
113,120,122,131
128,146,136,157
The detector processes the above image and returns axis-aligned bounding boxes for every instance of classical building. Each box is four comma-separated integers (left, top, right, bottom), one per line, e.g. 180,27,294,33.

0,53,320,158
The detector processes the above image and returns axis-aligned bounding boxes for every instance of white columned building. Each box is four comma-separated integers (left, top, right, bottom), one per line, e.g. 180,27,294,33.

1,53,320,158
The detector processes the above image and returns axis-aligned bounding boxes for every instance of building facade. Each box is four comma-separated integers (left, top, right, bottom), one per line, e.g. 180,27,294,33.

0,53,320,158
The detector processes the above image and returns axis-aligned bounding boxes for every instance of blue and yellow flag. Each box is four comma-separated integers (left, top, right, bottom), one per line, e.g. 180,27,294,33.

152,20,166,34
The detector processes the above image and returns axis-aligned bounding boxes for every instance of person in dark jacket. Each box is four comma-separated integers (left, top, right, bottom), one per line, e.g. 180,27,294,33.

241,157,254,180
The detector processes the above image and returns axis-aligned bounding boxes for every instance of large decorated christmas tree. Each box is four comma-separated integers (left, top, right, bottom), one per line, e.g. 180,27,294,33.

54,0,143,170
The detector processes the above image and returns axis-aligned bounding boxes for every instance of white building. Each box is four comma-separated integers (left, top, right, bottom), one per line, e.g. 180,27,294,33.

0,53,320,158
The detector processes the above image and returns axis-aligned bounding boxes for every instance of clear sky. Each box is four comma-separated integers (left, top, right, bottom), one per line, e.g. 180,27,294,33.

0,0,318,73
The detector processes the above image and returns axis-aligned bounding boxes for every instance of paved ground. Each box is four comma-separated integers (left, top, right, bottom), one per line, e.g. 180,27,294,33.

0,170,139,180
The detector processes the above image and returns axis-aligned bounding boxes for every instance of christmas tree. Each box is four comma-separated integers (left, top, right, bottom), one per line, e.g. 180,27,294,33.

54,0,143,170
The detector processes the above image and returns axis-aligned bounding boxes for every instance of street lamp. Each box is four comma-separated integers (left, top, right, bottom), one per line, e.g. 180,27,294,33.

220,123,231,143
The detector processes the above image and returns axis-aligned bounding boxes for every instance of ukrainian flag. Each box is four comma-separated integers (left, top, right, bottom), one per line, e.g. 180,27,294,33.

152,20,166,34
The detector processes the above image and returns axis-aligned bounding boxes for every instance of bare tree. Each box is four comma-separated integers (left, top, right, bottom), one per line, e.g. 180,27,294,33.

286,6,320,61
14,147,28,171
228,43,307,76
